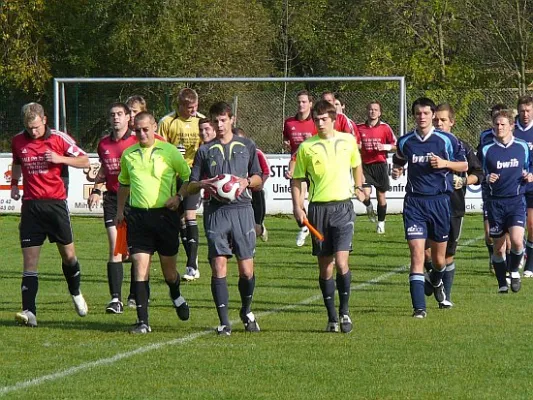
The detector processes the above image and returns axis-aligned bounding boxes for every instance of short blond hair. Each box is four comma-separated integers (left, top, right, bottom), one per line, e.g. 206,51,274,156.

21,102,45,125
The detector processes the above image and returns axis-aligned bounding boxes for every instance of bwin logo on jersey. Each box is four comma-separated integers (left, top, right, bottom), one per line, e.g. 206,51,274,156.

496,158,519,169
412,154,431,163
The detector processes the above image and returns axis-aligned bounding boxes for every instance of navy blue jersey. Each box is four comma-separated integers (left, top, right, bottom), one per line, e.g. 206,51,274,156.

513,119,533,193
477,128,494,157
480,137,531,198
394,128,466,196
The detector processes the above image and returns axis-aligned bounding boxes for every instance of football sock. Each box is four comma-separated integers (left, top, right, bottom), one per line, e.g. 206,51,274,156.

377,204,387,222
429,267,445,286
525,241,533,272
506,252,511,272
107,262,123,300
165,277,182,301
134,281,150,324
211,277,230,326
180,222,190,260
492,255,508,288
443,262,455,301
336,270,351,316
510,248,525,273
21,271,38,315
186,219,199,270
238,275,255,315
62,260,81,296
319,277,337,322
409,273,426,310
128,265,136,300
424,260,433,273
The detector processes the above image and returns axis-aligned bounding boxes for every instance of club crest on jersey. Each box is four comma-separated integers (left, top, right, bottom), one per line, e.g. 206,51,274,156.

496,158,519,169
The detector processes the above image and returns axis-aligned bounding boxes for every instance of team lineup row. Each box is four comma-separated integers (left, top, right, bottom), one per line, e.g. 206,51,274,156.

8,90,533,333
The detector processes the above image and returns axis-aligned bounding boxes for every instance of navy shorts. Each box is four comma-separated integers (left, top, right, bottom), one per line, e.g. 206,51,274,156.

403,194,451,242
203,205,256,260
486,196,526,238
526,192,533,209
20,200,74,248
308,200,355,257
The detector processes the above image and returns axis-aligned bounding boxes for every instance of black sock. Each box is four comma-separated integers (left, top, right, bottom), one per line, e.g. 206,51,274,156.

180,223,190,260
107,262,123,300
166,277,181,301
238,275,255,315
128,265,136,299
211,277,230,326
429,267,445,286
506,253,511,272
62,261,81,296
525,241,533,272
22,271,38,315
493,257,508,287
443,262,455,301
135,281,150,324
377,204,387,222
186,220,199,269
424,261,433,273
363,199,371,207
319,277,337,322
336,270,351,316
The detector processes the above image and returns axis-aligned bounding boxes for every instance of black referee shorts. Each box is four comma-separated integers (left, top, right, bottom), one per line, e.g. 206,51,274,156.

126,207,180,256
20,200,74,248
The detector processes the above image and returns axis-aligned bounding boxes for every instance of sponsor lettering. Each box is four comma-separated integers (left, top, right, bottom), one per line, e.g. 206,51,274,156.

411,154,432,164
496,158,519,169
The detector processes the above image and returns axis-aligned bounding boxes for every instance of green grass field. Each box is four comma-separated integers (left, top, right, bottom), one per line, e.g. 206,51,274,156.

1,213,533,399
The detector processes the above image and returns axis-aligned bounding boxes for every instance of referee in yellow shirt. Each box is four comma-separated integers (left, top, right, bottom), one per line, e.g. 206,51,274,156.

291,100,365,334
117,112,191,334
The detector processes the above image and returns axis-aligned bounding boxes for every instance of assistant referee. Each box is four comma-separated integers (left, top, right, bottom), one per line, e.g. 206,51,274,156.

291,100,365,334
117,111,191,334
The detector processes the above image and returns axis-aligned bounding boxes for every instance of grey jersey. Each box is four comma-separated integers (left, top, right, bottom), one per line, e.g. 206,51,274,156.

190,135,262,208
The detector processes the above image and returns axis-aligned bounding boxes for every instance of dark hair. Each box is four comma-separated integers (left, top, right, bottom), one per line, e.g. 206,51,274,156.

367,101,382,112
232,127,246,137
411,97,436,114
198,117,214,127
490,103,508,117
313,100,337,120
435,103,455,121
108,102,130,115
209,102,233,118
296,89,313,102
517,95,533,108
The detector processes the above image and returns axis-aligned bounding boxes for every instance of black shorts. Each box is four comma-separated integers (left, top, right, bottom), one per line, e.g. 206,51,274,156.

251,190,266,225
308,200,355,257
126,207,180,256
177,177,201,213
103,192,130,228
20,200,74,248
362,162,390,193
446,216,463,256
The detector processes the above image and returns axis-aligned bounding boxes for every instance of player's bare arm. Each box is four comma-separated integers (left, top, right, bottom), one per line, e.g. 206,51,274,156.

290,178,306,224
10,163,22,201
352,165,365,202
44,151,90,169
429,153,468,172
116,184,130,225
165,181,189,211
88,164,107,210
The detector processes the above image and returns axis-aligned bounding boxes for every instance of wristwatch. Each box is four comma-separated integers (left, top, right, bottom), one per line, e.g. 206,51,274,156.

177,193,184,202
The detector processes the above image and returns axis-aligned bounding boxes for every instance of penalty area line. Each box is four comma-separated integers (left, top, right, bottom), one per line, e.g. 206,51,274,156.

0,235,483,396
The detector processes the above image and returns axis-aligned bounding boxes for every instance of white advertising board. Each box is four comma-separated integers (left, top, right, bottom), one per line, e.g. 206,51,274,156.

0,153,483,215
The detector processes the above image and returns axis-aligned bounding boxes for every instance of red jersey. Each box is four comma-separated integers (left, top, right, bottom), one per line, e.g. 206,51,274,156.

335,113,359,138
356,121,397,164
256,149,270,191
283,114,317,157
12,127,86,200
97,130,137,193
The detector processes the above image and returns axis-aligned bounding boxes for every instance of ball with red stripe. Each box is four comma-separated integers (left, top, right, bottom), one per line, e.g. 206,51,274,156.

214,174,241,202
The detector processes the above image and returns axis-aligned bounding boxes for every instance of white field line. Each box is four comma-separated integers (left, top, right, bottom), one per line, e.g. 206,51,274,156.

0,235,484,396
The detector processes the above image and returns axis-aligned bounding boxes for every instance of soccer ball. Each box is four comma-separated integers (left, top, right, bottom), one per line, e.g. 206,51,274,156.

213,174,241,202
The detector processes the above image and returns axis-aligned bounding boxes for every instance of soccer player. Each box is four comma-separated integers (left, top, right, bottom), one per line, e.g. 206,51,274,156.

188,102,263,336
159,88,203,281
392,97,467,318
10,102,90,327
199,117,217,144
512,96,533,277
429,103,483,307
88,102,137,313
117,112,191,334
479,109,532,293
477,103,509,273
356,101,397,233
291,100,365,333
283,90,317,247
320,91,359,137
234,127,270,241
125,95,147,126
